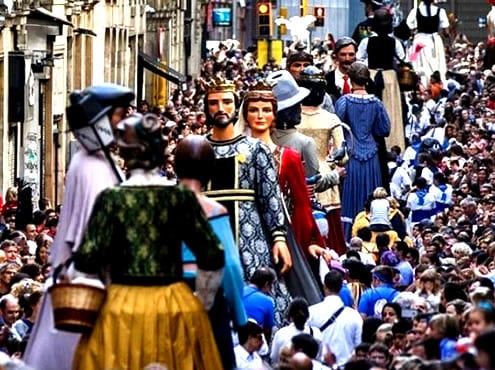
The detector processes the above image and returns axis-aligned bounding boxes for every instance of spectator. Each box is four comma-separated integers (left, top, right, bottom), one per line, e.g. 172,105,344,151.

242,268,276,342
10,279,43,342
474,329,495,370
234,319,265,369
308,270,362,367
270,298,322,365
381,302,402,324
290,334,331,370
0,294,22,352
367,342,391,368
358,265,399,318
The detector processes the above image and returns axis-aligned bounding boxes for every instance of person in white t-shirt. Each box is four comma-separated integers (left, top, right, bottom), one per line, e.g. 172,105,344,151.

406,177,436,231
308,271,362,367
429,172,453,214
234,319,265,369
270,298,322,365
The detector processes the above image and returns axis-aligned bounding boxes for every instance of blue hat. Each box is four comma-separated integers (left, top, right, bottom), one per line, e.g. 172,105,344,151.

266,70,309,111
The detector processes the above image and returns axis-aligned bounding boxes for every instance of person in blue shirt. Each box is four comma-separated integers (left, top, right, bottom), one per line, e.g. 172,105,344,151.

358,265,399,318
243,268,276,341
394,241,414,287
340,284,355,308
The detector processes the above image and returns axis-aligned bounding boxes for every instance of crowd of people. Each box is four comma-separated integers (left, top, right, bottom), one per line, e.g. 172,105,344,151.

0,0,493,369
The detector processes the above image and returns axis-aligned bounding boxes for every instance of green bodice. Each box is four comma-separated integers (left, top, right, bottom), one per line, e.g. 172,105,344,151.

73,185,224,282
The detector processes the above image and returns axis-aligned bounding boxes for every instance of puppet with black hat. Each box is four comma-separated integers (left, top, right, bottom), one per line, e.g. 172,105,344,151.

356,6,406,150
351,0,384,43
23,83,134,370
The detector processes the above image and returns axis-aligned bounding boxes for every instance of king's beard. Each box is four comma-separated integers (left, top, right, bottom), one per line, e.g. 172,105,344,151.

211,111,236,128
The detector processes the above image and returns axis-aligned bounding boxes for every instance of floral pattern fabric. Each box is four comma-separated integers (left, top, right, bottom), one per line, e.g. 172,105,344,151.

206,134,291,325
74,185,224,280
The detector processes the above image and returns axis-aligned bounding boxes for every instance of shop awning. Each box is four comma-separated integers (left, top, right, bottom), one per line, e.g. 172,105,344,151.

137,51,185,86
32,7,74,27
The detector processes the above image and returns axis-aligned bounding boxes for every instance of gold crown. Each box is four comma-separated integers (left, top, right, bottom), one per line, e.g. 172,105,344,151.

206,76,236,94
248,80,272,93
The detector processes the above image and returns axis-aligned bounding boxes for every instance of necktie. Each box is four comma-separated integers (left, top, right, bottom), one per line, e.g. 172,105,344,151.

343,75,351,95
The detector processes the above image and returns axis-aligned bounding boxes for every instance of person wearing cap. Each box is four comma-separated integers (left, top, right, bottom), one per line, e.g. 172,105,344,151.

351,0,384,43
406,0,449,84
203,76,292,326
357,6,406,150
325,37,360,104
71,113,224,370
298,65,348,255
285,52,335,114
23,83,135,370
286,51,314,81
358,265,399,318
335,62,390,240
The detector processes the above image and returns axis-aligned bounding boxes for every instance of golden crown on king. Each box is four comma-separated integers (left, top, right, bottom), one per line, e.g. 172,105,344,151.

206,75,236,94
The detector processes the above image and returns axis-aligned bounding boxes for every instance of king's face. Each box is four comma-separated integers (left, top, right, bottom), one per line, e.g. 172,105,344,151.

207,91,236,126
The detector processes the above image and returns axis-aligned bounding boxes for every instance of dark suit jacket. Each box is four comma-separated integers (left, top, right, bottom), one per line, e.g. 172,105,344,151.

325,70,341,105
325,69,378,104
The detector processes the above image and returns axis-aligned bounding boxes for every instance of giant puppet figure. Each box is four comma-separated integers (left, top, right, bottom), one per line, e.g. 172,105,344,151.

297,66,349,256
406,0,449,84
204,77,292,324
71,113,224,370
236,80,329,304
23,84,134,370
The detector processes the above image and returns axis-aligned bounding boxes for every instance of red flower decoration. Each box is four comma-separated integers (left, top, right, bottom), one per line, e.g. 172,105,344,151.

488,0,495,5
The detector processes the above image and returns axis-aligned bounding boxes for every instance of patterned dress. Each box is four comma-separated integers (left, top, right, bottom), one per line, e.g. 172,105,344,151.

72,185,224,370
205,134,291,325
335,94,391,240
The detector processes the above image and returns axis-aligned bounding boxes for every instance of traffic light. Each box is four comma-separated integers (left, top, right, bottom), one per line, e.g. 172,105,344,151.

256,2,273,39
314,6,325,27
279,7,288,35
300,0,308,16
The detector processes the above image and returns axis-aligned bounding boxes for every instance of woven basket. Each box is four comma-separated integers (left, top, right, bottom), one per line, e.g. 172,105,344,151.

49,283,106,333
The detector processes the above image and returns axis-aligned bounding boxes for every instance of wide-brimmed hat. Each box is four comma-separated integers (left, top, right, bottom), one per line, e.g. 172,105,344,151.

266,70,309,111
360,0,384,9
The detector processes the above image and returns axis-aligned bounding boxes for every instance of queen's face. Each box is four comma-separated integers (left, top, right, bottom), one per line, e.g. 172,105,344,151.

246,100,275,135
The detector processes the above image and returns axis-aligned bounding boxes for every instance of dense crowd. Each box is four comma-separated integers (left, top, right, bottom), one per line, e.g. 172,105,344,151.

0,0,495,369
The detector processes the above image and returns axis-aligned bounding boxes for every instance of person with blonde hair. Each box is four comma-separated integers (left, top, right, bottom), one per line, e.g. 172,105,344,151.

369,187,391,233
451,242,473,260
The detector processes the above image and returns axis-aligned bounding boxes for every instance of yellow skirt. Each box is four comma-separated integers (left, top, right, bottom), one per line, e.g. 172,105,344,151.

72,282,223,370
